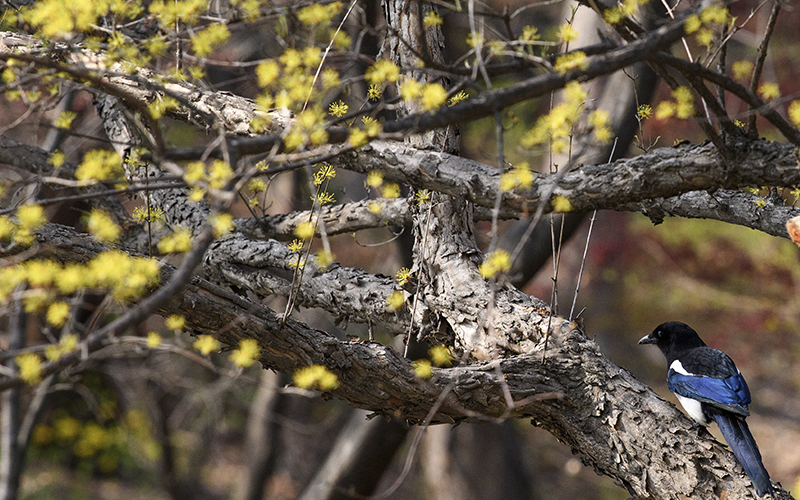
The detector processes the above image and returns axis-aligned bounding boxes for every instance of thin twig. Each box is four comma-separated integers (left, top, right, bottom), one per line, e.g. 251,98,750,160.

366,382,455,499
748,0,781,135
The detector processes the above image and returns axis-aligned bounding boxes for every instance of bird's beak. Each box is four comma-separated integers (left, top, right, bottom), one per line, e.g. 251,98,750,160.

638,333,656,345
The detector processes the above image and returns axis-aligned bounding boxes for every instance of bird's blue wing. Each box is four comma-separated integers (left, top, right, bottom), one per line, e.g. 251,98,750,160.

668,369,751,416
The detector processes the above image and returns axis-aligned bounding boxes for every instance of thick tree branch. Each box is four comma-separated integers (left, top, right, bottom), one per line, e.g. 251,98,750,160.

334,139,800,217
626,189,800,238
0,219,789,498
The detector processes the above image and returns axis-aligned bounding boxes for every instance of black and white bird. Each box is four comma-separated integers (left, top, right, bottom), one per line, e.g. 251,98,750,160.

639,321,773,496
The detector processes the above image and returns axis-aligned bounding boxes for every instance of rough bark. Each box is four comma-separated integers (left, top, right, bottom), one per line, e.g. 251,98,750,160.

8,196,791,500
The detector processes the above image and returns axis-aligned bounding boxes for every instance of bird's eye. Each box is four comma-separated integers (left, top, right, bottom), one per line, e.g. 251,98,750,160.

656,330,663,338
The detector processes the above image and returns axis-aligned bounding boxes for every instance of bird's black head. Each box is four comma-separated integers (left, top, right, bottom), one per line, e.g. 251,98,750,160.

638,321,707,361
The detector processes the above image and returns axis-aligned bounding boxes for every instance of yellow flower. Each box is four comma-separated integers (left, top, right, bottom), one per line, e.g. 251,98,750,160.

86,209,121,243
293,365,339,390
365,60,400,85
758,82,780,100
44,334,78,362
76,150,123,182
500,162,534,192
16,353,43,385
207,160,233,190
788,101,800,127
429,345,454,366
554,52,588,73
46,301,70,327
558,24,579,43
157,227,192,253
413,359,433,379
54,111,76,129
165,314,186,330
552,195,573,212
637,104,652,120
49,151,65,168
381,183,400,199
229,338,261,367
17,204,46,231
294,221,316,240
395,267,413,286
315,249,334,269
211,212,235,237
328,100,349,117
193,335,221,356
399,79,423,101
420,83,447,111
287,239,304,253
448,90,468,106
478,249,512,279
349,129,369,148
655,101,676,120
365,171,384,188
423,11,443,29
684,14,701,34
367,84,382,101
386,290,405,311
146,331,162,348
732,61,753,81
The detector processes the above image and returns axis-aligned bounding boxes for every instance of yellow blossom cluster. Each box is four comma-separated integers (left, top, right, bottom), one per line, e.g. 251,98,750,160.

521,82,595,154
412,345,455,379
386,290,406,311
348,116,382,148
758,82,780,100
0,250,160,309
413,359,433,379
603,0,649,25
44,334,79,362
190,23,230,57
399,78,449,112
193,334,221,355
423,11,443,29
251,45,341,138
314,249,335,269
210,212,235,238
655,86,695,120
283,107,330,151
22,0,143,39
789,101,800,128
293,365,339,390
75,149,124,182
0,204,46,245
428,345,454,367
554,51,588,74
182,159,234,201
684,5,730,47
229,339,261,367
16,352,44,385
479,249,512,279
297,2,343,28
132,206,165,224
85,209,121,243
395,267,413,286
157,227,193,253
551,195,573,213
731,60,753,81
500,162,535,192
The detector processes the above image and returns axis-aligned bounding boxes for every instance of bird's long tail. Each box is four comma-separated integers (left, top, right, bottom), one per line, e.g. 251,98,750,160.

713,413,773,496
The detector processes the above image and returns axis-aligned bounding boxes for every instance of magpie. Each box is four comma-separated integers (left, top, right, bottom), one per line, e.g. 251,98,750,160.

639,321,773,496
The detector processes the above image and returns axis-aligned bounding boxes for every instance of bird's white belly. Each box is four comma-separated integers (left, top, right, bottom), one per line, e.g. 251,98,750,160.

676,394,708,426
